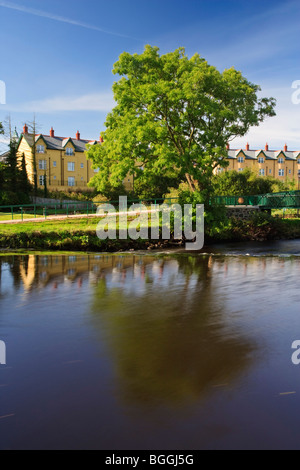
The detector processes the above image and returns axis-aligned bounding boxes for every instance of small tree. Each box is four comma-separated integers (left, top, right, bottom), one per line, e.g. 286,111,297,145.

43,171,48,198
5,133,18,189
18,152,31,197
27,116,39,196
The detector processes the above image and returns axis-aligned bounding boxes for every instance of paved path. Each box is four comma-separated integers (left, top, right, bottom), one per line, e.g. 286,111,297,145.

0,209,159,225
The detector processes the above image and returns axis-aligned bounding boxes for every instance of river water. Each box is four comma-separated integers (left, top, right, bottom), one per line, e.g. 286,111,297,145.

0,240,300,450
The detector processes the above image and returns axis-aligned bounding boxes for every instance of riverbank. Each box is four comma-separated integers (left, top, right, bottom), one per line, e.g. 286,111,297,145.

0,215,299,251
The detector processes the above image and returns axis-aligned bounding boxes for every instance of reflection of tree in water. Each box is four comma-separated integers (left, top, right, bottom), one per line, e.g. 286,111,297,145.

0,255,40,294
0,255,24,295
90,255,256,407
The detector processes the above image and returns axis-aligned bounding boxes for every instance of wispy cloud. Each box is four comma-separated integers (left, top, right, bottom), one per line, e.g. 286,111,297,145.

0,0,139,40
4,92,115,113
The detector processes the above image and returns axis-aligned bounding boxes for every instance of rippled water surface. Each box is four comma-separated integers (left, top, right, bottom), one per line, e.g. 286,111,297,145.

0,241,300,449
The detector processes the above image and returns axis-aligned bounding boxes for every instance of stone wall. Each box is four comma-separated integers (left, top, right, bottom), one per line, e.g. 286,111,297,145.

226,206,261,220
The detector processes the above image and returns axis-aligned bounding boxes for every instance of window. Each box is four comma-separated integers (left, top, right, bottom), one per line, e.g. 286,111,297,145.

259,169,265,176
269,169,272,174
278,157,284,164
289,169,292,174
39,175,45,186
297,159,300,164
279,169,285,176
68,162,75,172
68,177,75,187
238,168,244,172
80,163,84,169
53,176,56,180
37,145,45,154
53,161,57,167
258,157,264,163
238,156,244,163
66,147,74,156
39,160,47,170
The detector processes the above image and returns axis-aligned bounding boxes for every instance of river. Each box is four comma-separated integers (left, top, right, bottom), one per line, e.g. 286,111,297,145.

0,240,300,450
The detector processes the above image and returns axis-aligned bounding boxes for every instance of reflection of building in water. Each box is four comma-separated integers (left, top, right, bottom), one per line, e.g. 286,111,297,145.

1,253,279,295
6,254,157,292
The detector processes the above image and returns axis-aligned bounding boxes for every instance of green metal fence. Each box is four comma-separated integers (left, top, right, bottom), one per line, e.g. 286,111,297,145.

1,192,299,222
0,197,179,222
209,191,300,209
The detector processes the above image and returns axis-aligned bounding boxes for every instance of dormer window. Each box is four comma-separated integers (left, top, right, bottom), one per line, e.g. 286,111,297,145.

278,157,284,164
238,156,244,163
66,147,74,156
37,145,45,154
258,157,264,163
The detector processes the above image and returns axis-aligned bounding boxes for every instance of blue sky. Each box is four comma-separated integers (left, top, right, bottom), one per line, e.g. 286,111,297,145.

0,0,300,153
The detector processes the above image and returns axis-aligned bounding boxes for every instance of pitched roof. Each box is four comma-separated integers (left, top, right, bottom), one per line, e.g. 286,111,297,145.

20,133,100,153
227,147,300,161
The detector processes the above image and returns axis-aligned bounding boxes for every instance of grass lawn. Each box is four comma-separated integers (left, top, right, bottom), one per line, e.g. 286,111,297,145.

0,217,102,234
0,215,159,235
0,212,44,221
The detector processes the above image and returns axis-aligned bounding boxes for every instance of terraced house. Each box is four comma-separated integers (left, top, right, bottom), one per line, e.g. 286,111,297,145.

17,125,134,191
219,143,300,183
16,125,300,192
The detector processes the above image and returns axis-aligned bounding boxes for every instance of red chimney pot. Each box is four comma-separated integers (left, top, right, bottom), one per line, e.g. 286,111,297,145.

50,127,55,137
23,124,28,134
76,131,80,140
99,136,104,143
246,143,249,151
265,143,269,151
284,144,288,152
226,143,230,150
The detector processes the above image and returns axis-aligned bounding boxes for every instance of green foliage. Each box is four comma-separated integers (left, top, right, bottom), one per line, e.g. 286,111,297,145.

132,173,180,200
177,188,229,238
0,145,31,206
87,45,276,197
213,168,296,196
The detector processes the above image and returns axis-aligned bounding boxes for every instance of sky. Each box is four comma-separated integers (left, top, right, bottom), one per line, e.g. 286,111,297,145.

0,0,300,153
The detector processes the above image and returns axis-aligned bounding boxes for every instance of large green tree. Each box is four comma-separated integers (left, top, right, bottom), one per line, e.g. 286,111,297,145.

87,45,276,198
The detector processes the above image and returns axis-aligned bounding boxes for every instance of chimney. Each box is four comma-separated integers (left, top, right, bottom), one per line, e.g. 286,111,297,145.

246,143,249,151
284,143,288,152
265,143,269,152
23,123,28,134
99,136,104,143
76,130,80,140
226,143,230,150
49,127,55,138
